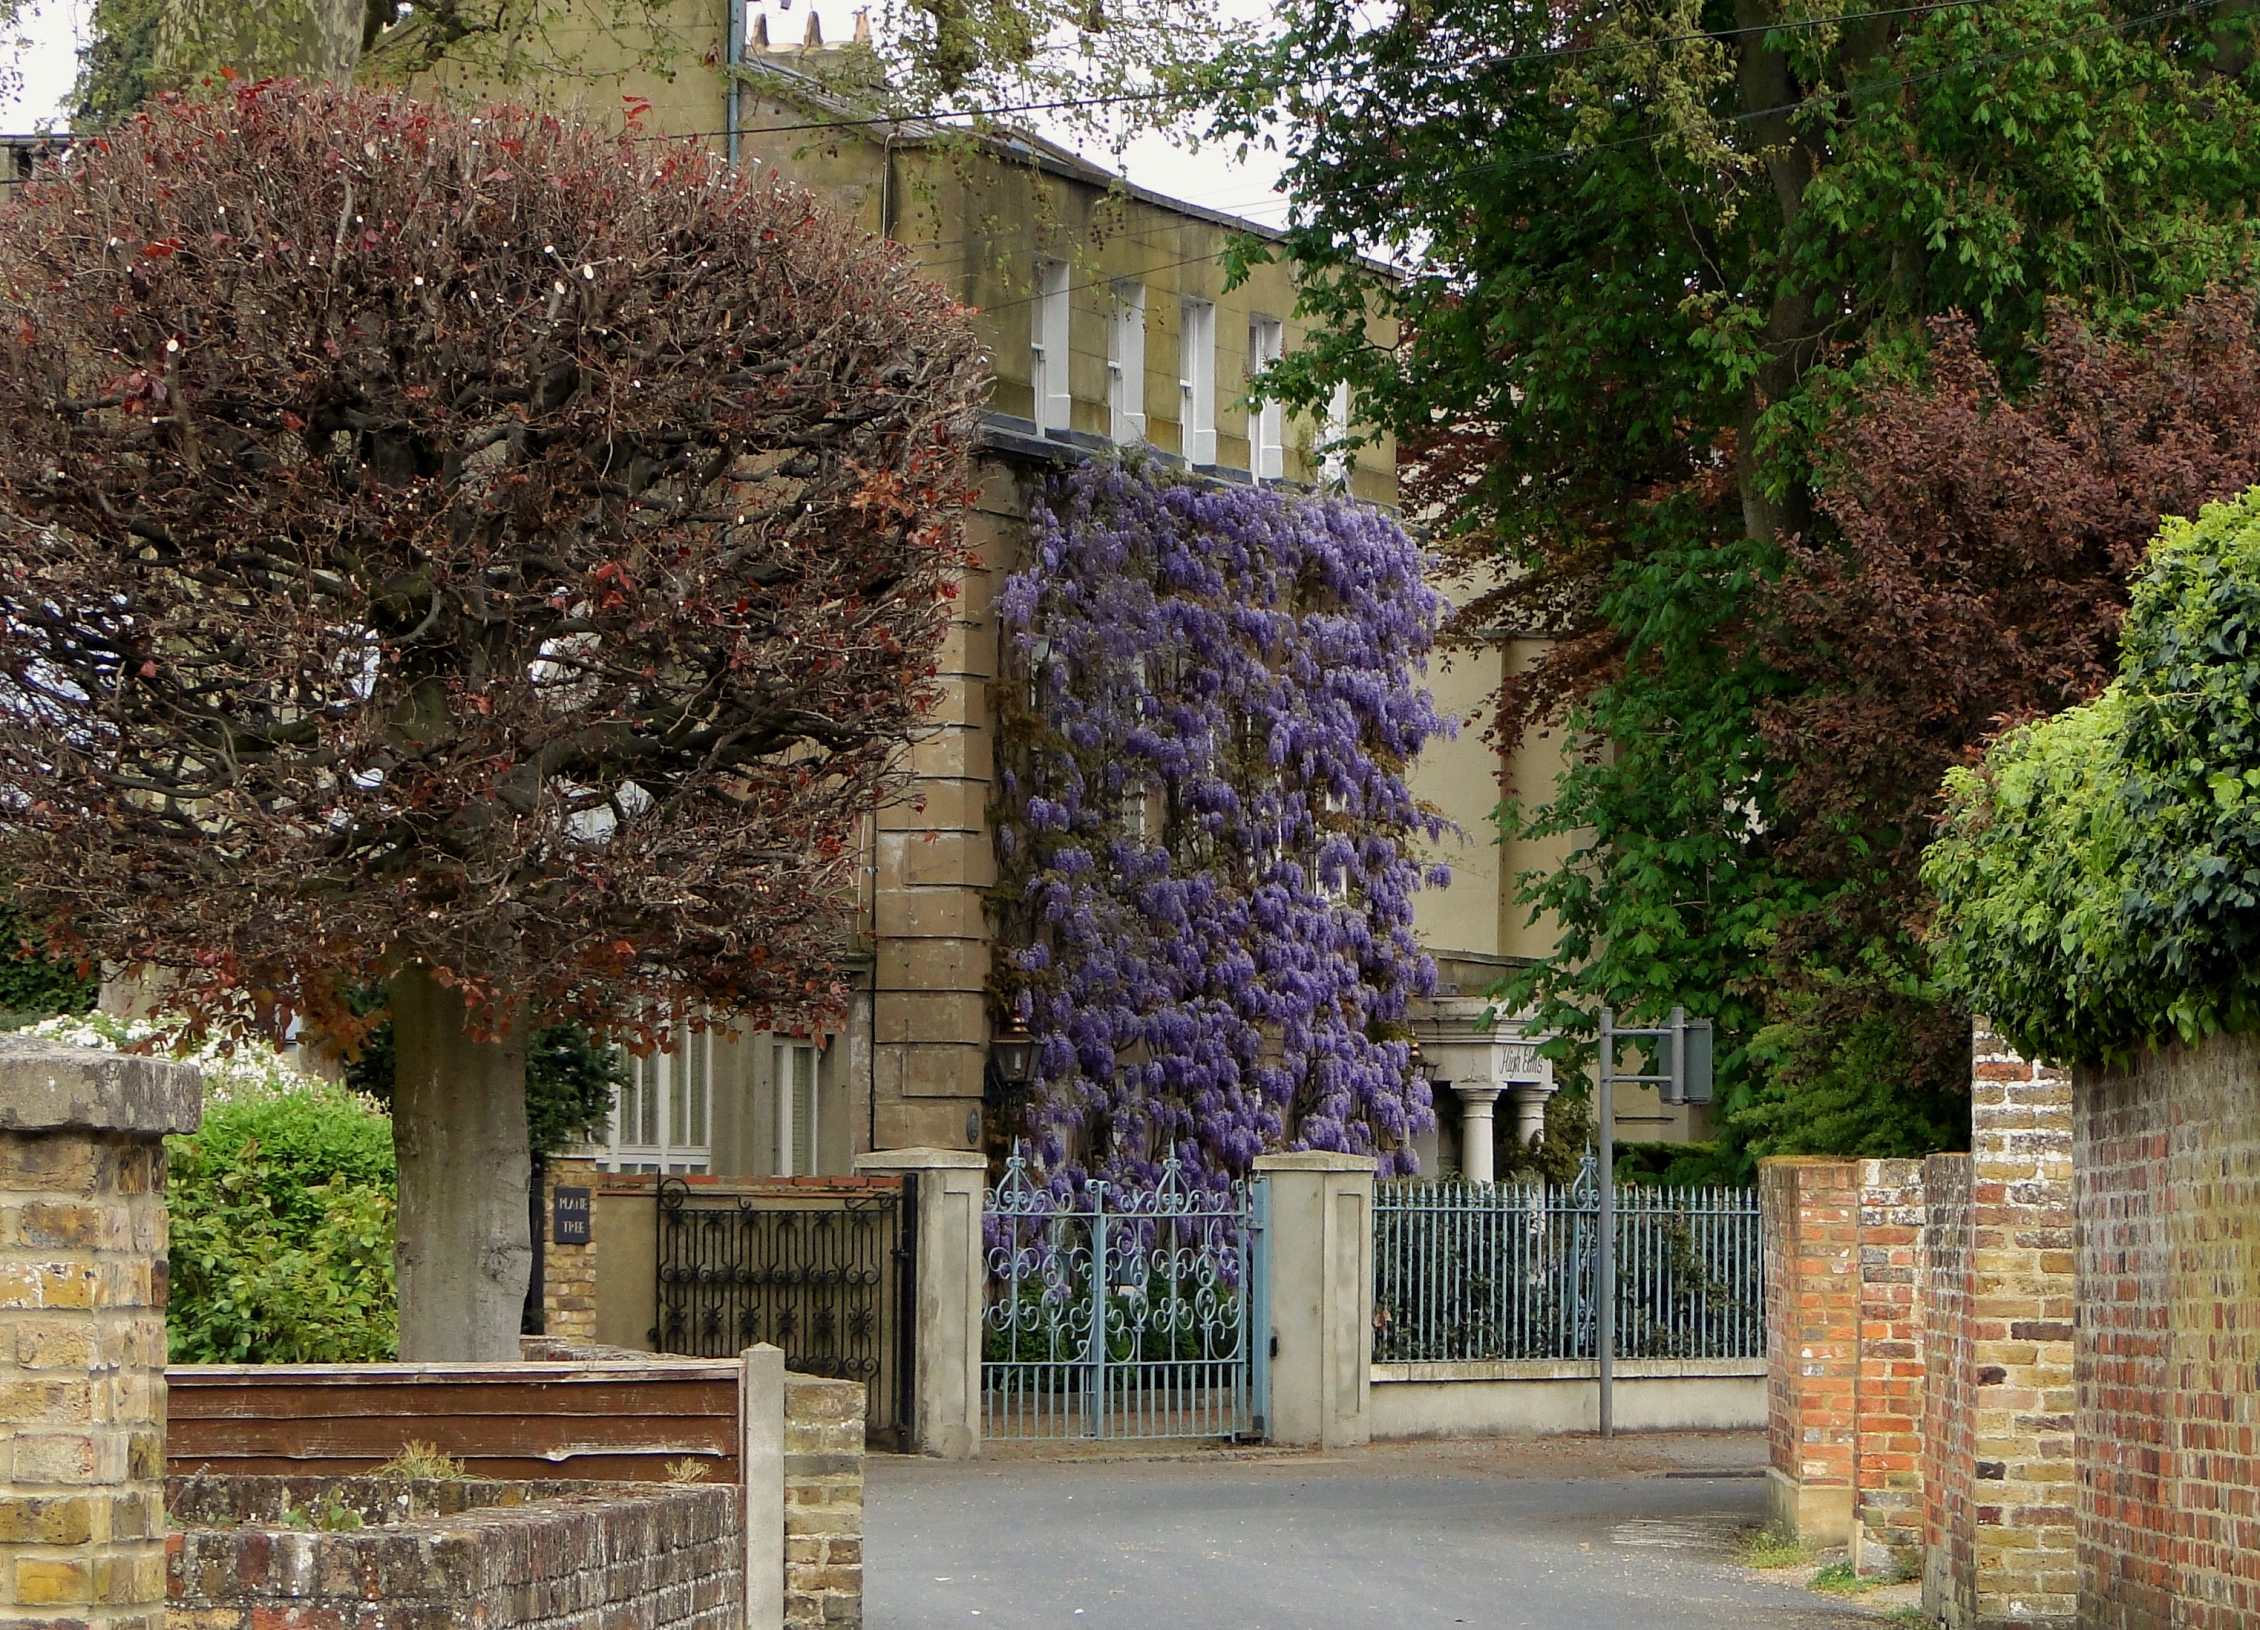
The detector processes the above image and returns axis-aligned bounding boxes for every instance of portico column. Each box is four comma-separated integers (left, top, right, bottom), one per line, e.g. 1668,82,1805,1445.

1508,1081,1552,1148
1452,1084,1504,1183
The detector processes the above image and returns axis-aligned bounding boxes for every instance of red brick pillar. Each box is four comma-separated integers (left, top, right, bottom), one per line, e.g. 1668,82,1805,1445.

1922,1023,2075,1630
1853,1157,1927,1576
1923,1152,1977,1625
1762,1158,1861,1547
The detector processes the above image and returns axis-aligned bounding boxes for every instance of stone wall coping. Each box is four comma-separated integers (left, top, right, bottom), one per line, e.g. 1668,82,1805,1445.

1253,1150,1380,1173
1373,1357,1767,1384
853,1146,990,1171
0,1033,202,1134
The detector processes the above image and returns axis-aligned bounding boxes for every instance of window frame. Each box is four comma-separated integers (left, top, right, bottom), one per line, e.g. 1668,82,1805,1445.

1108,280,1148,444
1247,316,1285,480
1179,297,1217,465
604,1026,713,1174
1032,258,1072,435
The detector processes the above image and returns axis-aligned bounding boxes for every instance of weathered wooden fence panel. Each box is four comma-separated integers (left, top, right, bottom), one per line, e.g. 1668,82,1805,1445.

165,1359,743,1482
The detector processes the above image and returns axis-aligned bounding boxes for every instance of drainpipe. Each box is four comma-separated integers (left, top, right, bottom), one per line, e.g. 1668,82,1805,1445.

726,0,745,165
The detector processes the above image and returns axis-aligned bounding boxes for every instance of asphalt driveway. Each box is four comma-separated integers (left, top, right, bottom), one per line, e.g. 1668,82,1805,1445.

866,1433,1883,1630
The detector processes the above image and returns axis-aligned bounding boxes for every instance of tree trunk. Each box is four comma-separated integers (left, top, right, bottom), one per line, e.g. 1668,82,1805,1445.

390,963,532,1361
156,0,366,88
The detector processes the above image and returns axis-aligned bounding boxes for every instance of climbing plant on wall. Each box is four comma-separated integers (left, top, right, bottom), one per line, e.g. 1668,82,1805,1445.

991,460,1452,1184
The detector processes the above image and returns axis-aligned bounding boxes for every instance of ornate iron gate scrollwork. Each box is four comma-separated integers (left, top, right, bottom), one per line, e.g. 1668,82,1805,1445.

981,1147,1255,1440
653,1178,916,1446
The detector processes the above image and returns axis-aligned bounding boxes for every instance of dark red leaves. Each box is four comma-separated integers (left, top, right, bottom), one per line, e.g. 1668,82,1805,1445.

0,80,983,1046
1764,287,2260,933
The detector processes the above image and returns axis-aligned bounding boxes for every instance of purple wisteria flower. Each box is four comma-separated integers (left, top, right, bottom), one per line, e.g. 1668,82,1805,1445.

992,458,1454,1186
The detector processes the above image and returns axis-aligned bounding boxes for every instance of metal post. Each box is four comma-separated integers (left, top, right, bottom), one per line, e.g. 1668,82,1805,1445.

1597,1008,1615,1440
726,0,745,166
1086,1180,1108,1439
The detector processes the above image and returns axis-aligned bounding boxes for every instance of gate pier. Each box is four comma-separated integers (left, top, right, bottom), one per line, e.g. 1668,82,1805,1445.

1251,1151,1376,1450
853,1148,987,1458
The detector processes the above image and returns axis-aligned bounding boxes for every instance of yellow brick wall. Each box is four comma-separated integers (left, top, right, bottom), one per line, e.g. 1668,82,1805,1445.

0,1132,169,1630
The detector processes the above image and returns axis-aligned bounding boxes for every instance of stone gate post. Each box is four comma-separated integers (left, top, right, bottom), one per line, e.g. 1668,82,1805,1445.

852,1148,986,1458
1252,1151,1375,1450
0,1036,199,1630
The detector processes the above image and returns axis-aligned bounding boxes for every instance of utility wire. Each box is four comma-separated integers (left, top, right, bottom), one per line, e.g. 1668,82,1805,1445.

613,0,2006,145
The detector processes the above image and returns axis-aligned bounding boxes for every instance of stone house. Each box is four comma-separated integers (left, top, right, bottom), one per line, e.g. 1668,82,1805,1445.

507,20,1710,1183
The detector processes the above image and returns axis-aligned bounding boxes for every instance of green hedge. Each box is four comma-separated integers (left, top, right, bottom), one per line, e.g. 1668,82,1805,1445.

166,1084,398,1364
1925,488,2260,1063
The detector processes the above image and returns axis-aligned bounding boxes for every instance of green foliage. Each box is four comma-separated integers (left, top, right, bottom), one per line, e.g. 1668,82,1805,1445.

1810,1560,1885,1596
1495,523,1808,1164
166,1085,398,1363
1498,1081,1592,1187
1735,1525,1811,1569
71,0,165,126
1212,0,2260,1169
0,895,94,1020
344,992,621,1156
1928,488,2260,1061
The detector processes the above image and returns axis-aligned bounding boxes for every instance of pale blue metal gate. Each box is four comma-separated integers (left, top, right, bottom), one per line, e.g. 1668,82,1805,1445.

982,1147,1261,1440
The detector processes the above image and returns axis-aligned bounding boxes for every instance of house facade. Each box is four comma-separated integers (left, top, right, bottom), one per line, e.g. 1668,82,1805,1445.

488,18,1712,1182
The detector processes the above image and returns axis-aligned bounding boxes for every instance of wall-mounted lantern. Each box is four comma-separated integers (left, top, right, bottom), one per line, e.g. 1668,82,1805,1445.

986,1017,1037,1103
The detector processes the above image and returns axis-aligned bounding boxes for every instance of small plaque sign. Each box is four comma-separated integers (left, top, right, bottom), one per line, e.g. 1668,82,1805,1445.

552,1185,592,1246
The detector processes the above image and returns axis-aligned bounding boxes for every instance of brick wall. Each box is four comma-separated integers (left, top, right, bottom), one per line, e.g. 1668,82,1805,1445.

1854,1158,1927,1571
2074,1034,2260,1630
1761,1158,1860,1546
0,1129,171,1630
540,1157,598,1344
1965,1023,2077,1628
1761,1023,2077,1626
784,1376,864,1630
1922,1153,1976,1627
166,1475,742,1630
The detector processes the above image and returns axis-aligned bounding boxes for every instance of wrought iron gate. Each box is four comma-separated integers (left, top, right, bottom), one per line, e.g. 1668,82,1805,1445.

653,1177,916,1447
981,1148,1258,1441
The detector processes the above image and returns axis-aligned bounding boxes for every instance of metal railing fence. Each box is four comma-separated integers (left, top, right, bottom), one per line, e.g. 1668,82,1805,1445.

1372,1174,1763,1363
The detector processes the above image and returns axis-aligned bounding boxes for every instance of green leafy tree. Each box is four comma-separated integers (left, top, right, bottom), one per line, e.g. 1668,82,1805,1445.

1927,488,2260,1062
0,895,96,1020
71,0,166,128
166,1082,400,1363
1212,0,2260,1166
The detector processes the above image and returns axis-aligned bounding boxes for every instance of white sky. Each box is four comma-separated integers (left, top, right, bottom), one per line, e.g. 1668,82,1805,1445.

0,0,1295,229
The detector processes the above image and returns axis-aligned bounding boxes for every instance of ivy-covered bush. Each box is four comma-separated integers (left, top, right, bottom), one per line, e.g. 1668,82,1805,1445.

0,894,95,1020
993,460,1451,1181
28,1014,398,1361
1925,488,2260,1062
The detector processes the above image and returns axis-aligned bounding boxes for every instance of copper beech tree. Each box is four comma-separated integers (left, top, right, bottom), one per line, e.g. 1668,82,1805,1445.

0,82,983,1358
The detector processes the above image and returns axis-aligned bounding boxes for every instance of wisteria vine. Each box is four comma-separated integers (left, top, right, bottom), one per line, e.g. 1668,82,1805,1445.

992,459,1452,1184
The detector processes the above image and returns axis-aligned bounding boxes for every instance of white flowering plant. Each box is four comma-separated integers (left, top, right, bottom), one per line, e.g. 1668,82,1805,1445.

26,1010,399,1361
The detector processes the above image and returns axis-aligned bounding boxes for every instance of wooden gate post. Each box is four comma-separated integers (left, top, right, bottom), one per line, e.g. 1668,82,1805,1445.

0,1036,199,1630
